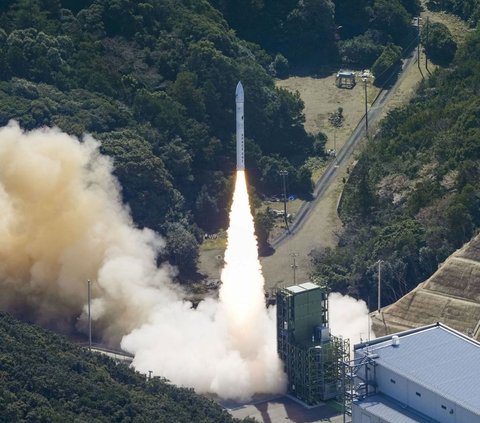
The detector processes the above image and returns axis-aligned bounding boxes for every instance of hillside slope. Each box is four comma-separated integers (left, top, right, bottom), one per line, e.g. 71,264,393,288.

0,312,248,422
372,233,480,341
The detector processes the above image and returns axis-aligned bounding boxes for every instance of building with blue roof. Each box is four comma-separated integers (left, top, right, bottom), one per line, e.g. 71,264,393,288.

350,322,480,423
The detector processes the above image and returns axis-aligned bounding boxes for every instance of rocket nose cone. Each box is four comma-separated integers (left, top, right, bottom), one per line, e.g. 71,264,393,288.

236,81,244,102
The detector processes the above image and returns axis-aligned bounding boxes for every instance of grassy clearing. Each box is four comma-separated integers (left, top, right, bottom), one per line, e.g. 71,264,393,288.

200,230,227,251
261,198,304,215
305,156,330,182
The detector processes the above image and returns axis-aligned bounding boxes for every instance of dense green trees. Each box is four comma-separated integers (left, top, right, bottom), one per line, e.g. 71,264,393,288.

338,31,386,68
311,27,480,308
210,0,419,68
0,0,318,278
0,312,248,422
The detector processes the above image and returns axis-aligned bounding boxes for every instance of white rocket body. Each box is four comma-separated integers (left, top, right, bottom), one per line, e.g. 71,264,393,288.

235,81,245,170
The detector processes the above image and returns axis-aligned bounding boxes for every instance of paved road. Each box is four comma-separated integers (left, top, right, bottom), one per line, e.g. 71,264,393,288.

260,49,419,288
270,50,417,251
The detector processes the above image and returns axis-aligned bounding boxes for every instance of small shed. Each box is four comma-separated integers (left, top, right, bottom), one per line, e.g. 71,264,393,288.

335,70,356,88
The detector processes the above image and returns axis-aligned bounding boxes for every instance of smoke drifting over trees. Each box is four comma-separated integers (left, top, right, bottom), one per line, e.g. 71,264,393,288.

0,122,285,399
0,122,371,399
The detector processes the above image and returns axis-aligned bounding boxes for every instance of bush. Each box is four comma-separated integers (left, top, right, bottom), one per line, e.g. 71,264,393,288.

313,132,328,156
371,43,403,86
421,22,457,66
338,31,386,68
269,53,289,77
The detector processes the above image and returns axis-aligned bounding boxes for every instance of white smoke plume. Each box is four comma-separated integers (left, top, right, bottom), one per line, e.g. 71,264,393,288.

0,122,285,400
329,292,374,346
0,121,177,340
122,170,286,398
0,121,372,398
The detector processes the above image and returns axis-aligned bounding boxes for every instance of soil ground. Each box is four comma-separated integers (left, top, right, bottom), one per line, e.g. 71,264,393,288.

276,74,380,154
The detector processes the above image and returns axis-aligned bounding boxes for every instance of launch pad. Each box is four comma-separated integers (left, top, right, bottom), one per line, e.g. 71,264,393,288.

225,394,345,422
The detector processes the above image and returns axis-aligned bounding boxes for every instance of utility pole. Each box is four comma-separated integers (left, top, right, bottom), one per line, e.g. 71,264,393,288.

279,170,290,233
333,128,338,167
290,252,298,284
367,296,371,344
416,17,424,79
377,260,382,313
362,76,369,137
425,17,431,74
88,279,92,352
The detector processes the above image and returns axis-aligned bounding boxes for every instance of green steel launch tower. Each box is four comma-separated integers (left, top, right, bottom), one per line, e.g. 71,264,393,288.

276,282,349,405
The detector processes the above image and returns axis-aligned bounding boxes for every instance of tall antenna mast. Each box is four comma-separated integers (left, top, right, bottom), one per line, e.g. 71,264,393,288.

279,170,290,233
290,252,298,284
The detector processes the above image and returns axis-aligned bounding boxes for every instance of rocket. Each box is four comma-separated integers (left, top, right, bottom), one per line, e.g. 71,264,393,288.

235,81,245,170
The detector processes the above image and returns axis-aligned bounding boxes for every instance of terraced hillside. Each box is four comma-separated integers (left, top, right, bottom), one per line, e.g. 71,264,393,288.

372,234,480,341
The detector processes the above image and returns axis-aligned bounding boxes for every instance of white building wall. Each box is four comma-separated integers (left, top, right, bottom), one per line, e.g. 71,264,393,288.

433,395,457,423
406,380,437,419
375,366,408,403
404,381,479,423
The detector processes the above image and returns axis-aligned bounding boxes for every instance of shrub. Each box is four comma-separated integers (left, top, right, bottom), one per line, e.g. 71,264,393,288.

338,31,386,68
371,43,403,86
421,22,457,66
269,53,289,78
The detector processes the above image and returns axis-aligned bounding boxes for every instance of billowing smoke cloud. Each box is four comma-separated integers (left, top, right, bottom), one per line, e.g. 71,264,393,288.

0,122,372,399
122,170,286,398
0,121,178,343
0,122,285,399
329,293,374,346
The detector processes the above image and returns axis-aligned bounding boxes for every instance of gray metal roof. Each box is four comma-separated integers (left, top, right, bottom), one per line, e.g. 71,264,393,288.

285,285,306,294
285,282,320,294
355,324,480,415
355,394,437,423
298,282,319,291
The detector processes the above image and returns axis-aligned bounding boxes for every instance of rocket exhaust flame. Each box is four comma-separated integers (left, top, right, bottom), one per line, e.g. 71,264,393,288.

122,170,286,399
220,170,280,358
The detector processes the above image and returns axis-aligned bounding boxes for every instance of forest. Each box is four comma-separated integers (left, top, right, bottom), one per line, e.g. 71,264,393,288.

311,24,480,309
426,0,480,26
210,0,422,68
0,0,429,279
0,312,254,422
0,0,319,278
0,0,478,297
